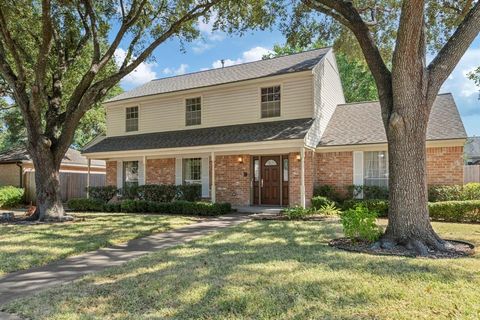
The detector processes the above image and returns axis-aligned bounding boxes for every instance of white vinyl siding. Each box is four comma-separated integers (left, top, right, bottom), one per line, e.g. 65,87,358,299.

106,73,314,137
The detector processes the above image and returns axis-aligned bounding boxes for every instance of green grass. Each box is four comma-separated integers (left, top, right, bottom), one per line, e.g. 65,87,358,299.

4,219,480,320
0,213,194,276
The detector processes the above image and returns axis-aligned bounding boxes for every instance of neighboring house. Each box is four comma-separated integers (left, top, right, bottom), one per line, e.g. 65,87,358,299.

0,147,106,202
465,137,480,165
83,48,467,207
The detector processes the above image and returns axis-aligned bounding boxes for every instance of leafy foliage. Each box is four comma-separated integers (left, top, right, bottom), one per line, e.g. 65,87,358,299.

348,185,389,200
340,205,381,243
342,199,389,218
428,200,480,223
283,206,312,220
0,186,24,208
316,203,341,216
87,186,119,202
311,196,334,210
428,183,480,202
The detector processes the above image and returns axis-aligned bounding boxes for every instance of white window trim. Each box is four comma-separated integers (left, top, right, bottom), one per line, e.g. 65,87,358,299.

184,95,203,127
125,105,140,133
258,84,282,119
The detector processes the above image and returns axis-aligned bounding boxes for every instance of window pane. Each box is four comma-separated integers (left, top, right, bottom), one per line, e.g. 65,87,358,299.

363,151,388,188
186,97,201,126
123,161,139,188
254,159,259,182
261,86,280,118
184,158,202,184
283,158,289,182
126,107,138,132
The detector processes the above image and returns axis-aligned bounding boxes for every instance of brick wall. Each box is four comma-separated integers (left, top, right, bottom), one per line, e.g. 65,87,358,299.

215,155,251,206
106,161,117,186
145,158,176,184
314,151,353,196
427,146,464,185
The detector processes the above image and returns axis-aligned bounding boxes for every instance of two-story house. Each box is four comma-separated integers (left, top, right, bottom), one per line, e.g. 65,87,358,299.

83,48,467,208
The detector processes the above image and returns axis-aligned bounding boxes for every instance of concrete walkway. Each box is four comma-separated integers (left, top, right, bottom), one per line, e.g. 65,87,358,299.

0,213,250,311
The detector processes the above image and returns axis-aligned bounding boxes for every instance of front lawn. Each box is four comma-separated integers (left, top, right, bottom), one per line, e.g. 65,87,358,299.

0,213,195,276
5,219,480,319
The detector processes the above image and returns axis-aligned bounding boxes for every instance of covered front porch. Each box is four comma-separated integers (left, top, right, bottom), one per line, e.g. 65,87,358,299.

84,139,315,208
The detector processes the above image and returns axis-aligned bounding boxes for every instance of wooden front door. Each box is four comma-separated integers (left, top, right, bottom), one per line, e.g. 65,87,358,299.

261,156,281,205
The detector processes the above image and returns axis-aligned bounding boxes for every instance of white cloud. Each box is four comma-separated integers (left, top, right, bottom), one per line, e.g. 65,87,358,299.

193,12,225,54
441,48,480,98
192,41,213,54
211,46,273,68
162,64,189,76
114,48,157,87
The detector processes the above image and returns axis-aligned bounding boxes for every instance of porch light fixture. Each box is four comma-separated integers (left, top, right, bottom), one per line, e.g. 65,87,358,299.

296,154,301,161
238,156,243,163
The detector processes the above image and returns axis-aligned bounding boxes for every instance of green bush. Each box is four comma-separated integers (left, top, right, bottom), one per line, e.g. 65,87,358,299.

343,199,389,217
0,186,24,208
340,205,381,243
316,203,341,216
428,200,480,223
428,183,480,202
177,185,202,202
348,185,389,200
137,185,177,202
283,206,312,220
86,186,118,202
103,202,121,212
313,185,343,202
311,196,334,210
67,198,105,211
120,185,140,200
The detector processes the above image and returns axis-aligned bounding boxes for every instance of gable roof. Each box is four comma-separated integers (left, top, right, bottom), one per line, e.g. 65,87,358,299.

318,93,467,147
0,147,105,167
107,48,331,103
83,118,313,154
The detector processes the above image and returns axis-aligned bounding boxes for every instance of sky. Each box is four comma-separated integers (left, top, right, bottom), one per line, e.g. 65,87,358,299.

116,20,480,137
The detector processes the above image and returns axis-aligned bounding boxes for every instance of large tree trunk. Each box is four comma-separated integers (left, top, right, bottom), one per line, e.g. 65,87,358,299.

29,145,67,221
380,93,446,255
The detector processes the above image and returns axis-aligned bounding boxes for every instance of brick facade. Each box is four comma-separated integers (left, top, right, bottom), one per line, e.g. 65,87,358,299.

314,151,353,196
106,161,117,186
214,155,251,206
145,158,175,184
427,146,464,185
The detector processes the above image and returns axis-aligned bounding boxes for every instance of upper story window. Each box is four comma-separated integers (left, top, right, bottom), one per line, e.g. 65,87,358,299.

261,86,281,118
364,151,388,188
125,106,138,132
186,97,201,126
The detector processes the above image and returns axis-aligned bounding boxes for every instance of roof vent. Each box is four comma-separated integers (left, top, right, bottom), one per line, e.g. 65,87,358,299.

221,59,225,68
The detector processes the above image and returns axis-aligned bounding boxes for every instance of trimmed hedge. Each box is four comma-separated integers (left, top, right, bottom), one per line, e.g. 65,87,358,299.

428,200,480,223
0,186,24,208
67,198,231,216
342,199,480,223
428,183,480,202
88,184,202,202
87,186,118,202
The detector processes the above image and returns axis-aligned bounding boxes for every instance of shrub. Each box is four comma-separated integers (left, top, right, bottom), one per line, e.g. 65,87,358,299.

283,206,312,220
316,203,341,216
311,196,334,210
428,185,464,202
313,185,343,202
67,198,105,211
0,186,24,208
340,205,381,243
103,202,121,212
348,185,388,200
86,186,118,202
428,200,480,223
120,185,140,200
463,183,480,200
137,185,177,202
177,185,202,202
343,199,389,217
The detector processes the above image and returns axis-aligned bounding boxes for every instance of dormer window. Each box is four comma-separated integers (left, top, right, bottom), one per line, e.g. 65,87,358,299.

261,86,281,118
125,106,138,132
186,97,201,126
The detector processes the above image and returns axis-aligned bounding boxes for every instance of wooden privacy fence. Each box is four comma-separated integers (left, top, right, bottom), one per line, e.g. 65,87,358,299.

24,171,105,203
464,165,480,184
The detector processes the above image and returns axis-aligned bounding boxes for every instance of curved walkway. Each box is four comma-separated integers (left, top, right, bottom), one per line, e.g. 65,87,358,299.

0,213,250,317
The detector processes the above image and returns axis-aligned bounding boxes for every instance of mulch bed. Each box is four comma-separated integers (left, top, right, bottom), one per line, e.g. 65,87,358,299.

330,238,475,258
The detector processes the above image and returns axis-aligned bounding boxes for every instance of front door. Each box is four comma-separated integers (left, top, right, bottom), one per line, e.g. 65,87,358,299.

261,156,281,205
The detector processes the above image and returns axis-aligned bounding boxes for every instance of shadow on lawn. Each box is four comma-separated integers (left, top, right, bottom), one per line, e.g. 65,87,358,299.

7,219,479,319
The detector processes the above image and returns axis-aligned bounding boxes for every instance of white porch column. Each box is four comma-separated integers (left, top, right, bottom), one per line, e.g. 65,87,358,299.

300,147,306,208
175,158,183,185
201,157,210,198
141,155,147,185
211,152,216,203
116,160,123,189
86,159,91,199
353,151,364,198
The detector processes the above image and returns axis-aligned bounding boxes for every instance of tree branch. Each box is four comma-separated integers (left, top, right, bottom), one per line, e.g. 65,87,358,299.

427,1,480,100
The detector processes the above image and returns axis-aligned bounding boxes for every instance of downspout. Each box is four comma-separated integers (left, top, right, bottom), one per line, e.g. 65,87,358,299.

15,162,23,188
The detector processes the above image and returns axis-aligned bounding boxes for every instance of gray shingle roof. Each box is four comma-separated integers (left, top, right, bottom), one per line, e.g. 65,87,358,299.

83,118,313,154
108,48,331,103
0,147,105,166
318,93,467,147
